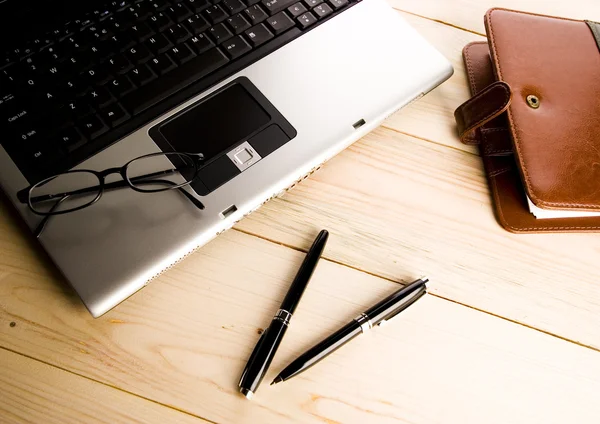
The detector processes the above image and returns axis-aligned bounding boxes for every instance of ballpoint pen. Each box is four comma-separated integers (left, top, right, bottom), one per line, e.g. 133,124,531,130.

271,277,428,385
238,229,329,400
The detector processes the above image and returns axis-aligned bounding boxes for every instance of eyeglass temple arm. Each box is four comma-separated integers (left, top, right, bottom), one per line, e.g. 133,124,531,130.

28,170,181,204
34,195,71,239
34,178,204,238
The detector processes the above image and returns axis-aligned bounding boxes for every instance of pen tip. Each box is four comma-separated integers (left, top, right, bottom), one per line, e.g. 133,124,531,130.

271,377,283,386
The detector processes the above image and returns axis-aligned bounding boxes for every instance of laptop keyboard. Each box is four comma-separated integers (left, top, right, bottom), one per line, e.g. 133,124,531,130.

0,0,356,183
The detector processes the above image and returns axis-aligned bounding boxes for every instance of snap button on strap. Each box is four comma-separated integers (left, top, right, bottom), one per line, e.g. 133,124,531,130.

454,81,512,145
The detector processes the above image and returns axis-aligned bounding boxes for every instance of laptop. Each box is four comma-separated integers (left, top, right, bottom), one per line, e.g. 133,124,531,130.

0,0,452,317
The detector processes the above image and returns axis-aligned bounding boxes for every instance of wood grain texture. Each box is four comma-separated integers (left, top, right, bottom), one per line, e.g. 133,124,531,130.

1,230,600,424
236,127,600,349
389,0,600,35
0,348,208,424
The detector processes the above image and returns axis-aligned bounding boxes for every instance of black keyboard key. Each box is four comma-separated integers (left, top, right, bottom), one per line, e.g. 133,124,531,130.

1,52,14,69
312,3,332,18
65,54,91,72
167,24,192,43
106,54,134,75
36,89,64,108
297,12,317,28
104,14,128,32
0,88,19,116
227,14,251,34
223,0,246,14
109,75,136,97
145,34,174,54
128,22,155,42
304,0,322,8
186,14,211,34
149,1,169,12
107,33,137,52
222,35,252,59
127,44,153,64
266,11,295,34
128,64,157,86
149,12,174,31
86,44,112,65
167,3,193,22
100,103,130,128
21,144,64,171
60,77,85,97
126,3,152,21
209,23,234,44
244,23,273,47
82,66,112,86
10,120,48,148
150,53,178,74
204,5,228,25
170,43,197,64
85,24,114,42
187,0,211,12
39,45,66,63
85,86,115,108
244,0,261,5
287,2,307,17
122,47,229,115
244,5,268,25
80,115,109,139
63,34,89,52
327,0,347,9
41,62,66,81
57,127,87,152
262,0,297,15
3,105,36,134
66,99,94,119
189,34,215,53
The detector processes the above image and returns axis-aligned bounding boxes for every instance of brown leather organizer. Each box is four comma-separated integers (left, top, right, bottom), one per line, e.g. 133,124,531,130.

454,8,600,233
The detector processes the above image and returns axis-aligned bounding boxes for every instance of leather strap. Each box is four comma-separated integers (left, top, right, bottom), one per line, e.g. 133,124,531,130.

454,81,512,145
585,21,600,52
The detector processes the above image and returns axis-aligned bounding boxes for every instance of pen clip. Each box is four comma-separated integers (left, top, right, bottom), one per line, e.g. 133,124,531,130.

377,286,426,327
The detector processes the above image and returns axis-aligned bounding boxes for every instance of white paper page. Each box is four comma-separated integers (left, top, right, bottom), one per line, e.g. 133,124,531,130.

527,196,600,219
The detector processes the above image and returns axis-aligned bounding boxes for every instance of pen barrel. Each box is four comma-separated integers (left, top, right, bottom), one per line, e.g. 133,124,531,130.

276,320,362,382
280,230,329,314
239,319,288,396
363,278,427,325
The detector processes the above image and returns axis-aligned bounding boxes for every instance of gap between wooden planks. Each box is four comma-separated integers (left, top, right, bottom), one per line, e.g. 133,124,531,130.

0,348,210,424
2,228,600,423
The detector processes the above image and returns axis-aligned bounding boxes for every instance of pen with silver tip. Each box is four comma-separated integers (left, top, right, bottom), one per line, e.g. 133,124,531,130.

271,277,428,385
238,229,329,400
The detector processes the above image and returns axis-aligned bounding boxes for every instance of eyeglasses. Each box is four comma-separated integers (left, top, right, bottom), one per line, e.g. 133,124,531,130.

20,152,206,238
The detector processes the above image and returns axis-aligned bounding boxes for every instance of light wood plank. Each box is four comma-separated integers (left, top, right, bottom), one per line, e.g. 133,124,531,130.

0,348,208,424
381,11,482,155
236,126,600,349
388,0,600,35
1,230,600,423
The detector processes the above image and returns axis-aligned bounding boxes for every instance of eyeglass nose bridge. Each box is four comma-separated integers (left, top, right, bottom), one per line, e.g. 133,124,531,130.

98,167,126,179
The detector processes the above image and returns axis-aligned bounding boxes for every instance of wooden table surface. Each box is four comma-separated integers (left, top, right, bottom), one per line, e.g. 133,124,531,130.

2,1,600,423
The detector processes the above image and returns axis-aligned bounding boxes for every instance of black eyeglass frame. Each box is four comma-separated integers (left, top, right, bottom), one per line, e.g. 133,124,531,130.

23,152,205,216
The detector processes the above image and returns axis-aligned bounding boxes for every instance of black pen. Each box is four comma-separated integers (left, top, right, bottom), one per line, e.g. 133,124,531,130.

271,277,428,385
238,229,329,400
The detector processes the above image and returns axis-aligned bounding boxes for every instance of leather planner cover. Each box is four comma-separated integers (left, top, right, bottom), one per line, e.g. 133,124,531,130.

454,9,600,233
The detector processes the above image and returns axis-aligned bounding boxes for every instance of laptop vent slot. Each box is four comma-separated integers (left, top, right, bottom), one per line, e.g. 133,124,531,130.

353,119,366,130
220,205,238,219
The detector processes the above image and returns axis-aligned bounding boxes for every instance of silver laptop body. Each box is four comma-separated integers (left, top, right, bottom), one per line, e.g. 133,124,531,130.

0,0,452,316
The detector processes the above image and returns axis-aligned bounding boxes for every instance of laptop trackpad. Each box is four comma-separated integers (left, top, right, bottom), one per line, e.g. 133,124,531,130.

149,77,297,195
